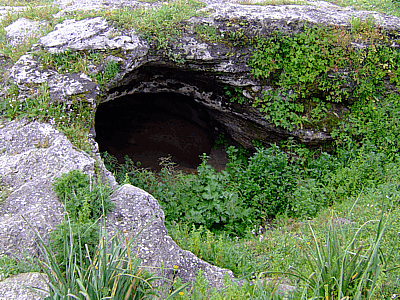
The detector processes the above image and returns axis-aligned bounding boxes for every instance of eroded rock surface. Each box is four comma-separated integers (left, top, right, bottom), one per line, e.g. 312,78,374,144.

0,273,48,300
106,185,234,289
8,0,400,148
0,120,233,297
0,120,95,257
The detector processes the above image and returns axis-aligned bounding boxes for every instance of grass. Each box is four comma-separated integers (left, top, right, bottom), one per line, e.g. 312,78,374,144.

0,0,52,5
238,0,400,17
329,0,400,18
0,3,60,61
0,83,94,153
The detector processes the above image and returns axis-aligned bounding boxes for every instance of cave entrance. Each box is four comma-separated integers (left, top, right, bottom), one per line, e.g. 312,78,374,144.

95,92,229,173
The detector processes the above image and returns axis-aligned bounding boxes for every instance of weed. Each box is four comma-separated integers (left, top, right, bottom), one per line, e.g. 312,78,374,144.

93,60,120,87
0,0,52,5
0,4,60,61
248,24,399,131
0,84,94,153
36,50,104,74
52,170,114,223
214,133,228,150
0,178,12,206
278,210,399,299
224,86,249,105
195,25,223,43
0,254,39,281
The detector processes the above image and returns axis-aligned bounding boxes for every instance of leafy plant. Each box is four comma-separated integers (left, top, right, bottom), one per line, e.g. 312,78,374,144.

248,24,399,131
52,170,114,223
195,25,223,43
224,86,249,105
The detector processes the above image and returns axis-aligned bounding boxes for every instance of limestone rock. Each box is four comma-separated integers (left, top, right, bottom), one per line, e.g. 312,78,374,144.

5,18,42,46
106,185,234,289
39,17,141,52
0,120,233,296
10,54,99,103
0,273,48,300
0,120,95,257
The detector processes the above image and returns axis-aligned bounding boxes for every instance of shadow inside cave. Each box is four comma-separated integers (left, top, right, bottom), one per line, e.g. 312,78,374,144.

95,92,229,173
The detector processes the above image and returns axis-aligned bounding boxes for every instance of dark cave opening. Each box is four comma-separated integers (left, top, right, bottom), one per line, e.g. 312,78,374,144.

95,92,229,173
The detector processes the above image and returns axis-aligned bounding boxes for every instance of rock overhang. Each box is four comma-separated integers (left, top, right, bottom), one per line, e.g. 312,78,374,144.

6,0,400,149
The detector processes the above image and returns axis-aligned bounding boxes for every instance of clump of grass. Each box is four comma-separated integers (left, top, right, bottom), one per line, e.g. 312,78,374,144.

0,0,52,6
0,254,39,281
36,50,104,74
238,0,309,5
26,169,189,299
50,170,114,269
282,213,393,299
31,219,161,299
0,84,94,153
331,0,400,18
0,4,60,61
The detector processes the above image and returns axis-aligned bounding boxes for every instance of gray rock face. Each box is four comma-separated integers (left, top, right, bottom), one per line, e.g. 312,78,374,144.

8,0,400,147
0,273,48,300
0,120,233,297
10,54,99,103
0,120,95,257
5,18,42,46
40,17,143,51
106,185,234,289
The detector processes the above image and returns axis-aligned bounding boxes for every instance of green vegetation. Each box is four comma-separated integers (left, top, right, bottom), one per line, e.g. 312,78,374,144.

52,170,114,223
1,0,400,299
0,255,39,281
100,16,400,294
29,170,176,299
238,0,400,18
0,177,12,206
64,0,205,62
332,0,400,18
50,170,114,268
0,84,94,153
238,0,309,5
0,0,52,5
0,4,60,61
94,60,120,87
36,50,104,74
247,23,400,131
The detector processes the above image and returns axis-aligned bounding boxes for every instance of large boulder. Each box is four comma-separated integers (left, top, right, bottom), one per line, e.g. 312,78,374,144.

0,120,234,299
0,273,48,300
